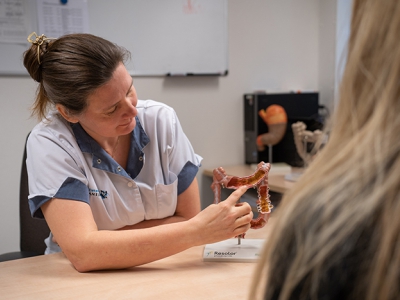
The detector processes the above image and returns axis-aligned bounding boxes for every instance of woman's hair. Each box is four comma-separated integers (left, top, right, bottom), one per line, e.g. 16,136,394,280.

250,0,400,299
23,33,130,120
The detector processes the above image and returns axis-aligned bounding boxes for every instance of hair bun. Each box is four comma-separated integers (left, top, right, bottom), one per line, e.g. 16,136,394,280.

23,32,56,82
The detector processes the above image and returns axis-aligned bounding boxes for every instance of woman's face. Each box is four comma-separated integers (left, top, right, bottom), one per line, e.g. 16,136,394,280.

74,63,138,140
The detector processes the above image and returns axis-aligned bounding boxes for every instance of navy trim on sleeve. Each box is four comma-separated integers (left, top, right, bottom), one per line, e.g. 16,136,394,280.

29,195,52,219
54,177,89,202
177,161,199,195
29,177,90,219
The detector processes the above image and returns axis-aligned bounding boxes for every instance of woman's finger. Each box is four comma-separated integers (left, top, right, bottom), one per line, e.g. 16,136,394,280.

234,201,252,216
224,186,248,205
235,209,253,226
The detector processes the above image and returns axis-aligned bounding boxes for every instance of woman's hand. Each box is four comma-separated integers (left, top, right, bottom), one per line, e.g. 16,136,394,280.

41,185,251,271
189,186,252,245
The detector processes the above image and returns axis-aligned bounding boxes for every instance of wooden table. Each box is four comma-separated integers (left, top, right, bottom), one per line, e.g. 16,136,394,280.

203,163,297,194
0,224,273,299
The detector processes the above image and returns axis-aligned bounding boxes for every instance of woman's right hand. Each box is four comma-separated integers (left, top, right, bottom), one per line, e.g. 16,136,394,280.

190,186,252,245
41,186,251,271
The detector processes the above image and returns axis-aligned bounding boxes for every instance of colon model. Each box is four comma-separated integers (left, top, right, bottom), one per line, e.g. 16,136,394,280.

211,162,272,230
256,104,288,151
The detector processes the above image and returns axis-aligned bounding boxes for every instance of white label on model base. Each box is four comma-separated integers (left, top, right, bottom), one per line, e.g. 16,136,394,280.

203,239,265,262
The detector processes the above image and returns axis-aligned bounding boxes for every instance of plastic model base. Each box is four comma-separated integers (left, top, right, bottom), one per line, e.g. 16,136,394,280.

284,171,303,182
203,239,265,262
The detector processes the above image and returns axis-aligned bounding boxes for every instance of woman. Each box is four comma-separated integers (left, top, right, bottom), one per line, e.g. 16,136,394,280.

250,0,400,299
23,33,253,272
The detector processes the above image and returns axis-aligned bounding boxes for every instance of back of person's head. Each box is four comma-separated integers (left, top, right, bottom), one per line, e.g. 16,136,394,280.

23,33,130,120
250,0,400,299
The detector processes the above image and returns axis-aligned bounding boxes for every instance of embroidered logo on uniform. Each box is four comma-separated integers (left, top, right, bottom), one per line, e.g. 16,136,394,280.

89,188,108,200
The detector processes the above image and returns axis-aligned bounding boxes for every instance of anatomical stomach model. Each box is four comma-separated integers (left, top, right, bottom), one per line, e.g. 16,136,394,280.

256,104,288,152
211,161,272,234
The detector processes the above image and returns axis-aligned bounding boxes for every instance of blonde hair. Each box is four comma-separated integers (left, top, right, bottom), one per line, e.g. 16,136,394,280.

250,0,400,299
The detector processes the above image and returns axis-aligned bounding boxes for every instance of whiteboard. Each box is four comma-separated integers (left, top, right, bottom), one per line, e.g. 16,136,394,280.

0,0,228,76
0,0,37,76
88,0,228,76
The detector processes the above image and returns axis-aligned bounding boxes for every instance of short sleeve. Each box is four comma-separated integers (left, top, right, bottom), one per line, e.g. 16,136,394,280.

167,108,202,194
27,121,89,218
136,100,203,195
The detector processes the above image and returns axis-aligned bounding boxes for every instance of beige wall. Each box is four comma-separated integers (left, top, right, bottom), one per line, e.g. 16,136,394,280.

0,0,336,254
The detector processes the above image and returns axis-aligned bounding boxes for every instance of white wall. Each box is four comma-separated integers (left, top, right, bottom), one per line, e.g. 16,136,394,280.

335,0,353,106
0,77,38,253
0,0,331,254
318,0,337,112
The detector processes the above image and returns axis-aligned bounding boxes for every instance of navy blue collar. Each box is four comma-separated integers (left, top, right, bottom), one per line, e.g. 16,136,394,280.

71,116,149,179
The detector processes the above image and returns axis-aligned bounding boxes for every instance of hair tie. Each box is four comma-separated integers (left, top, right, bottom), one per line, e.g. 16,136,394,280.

27,32,56,64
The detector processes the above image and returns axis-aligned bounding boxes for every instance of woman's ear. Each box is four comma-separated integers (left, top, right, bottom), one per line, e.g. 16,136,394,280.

56,104,79,123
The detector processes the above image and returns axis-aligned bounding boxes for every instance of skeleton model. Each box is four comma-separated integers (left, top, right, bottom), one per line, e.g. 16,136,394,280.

211,162,272,233
291,121,323,167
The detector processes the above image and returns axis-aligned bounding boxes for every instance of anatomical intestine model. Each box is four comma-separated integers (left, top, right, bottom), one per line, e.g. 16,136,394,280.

291,121,323,167
256,105,288,152
211,161,272,237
